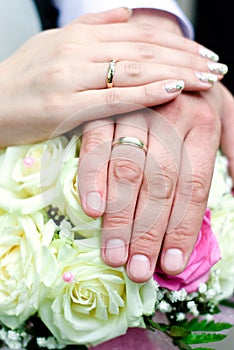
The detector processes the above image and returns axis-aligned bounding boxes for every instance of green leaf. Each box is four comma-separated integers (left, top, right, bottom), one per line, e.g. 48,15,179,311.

169,325,191,338
173,339,193,350
184,332,227,344
144,317,169,332
178,318,233,332
193,348,216,350
220,299,234,308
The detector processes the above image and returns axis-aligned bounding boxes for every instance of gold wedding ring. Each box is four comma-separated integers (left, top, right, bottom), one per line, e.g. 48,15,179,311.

112,136,147,153
107,60,117,88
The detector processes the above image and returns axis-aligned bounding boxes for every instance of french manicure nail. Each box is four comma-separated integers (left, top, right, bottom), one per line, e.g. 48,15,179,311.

199,47,219,62
123,7,133,16
129,254,150,279
163,249,184,272
164,80,185,93
207,62,228,75
196,72,218,84
105,239,126,264
86,191,103,212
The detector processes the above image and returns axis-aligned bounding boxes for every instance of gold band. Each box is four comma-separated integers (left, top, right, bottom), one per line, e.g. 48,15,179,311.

107,60,117,88
112,136,147,153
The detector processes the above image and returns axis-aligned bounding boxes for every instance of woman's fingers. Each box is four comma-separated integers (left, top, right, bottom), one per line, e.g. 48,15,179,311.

75,7,132,25
61,80,185,132
75,61,221,92
100,114,148,267
87,43,227,80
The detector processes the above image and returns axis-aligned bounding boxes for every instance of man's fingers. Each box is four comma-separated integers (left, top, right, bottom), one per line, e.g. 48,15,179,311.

78,119,114,217
161,108,220,275
101,114,148,267
125,111,182,282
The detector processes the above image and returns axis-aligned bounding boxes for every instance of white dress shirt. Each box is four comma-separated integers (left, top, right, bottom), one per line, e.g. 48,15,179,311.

54,0,194,38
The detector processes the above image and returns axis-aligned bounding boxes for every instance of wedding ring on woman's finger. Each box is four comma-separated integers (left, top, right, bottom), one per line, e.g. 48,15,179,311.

107,60,117,88
112,136,148,153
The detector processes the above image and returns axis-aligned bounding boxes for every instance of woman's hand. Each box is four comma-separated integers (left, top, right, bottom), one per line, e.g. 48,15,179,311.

0,8,227,147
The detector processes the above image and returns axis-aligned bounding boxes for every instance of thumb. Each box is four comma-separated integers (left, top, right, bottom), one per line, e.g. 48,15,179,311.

74,7,132,25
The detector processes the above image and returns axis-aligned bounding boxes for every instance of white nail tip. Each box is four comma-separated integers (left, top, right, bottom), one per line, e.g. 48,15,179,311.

164,80,185,93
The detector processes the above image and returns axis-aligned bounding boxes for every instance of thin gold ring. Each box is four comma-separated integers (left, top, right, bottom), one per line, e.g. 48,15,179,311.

107,60,117,88
112,136,147,153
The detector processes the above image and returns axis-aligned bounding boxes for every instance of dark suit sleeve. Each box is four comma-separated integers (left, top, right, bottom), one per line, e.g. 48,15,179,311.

195,0,234,95
32,0,58,29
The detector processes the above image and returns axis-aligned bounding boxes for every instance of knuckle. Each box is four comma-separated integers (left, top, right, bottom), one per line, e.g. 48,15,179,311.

166,225,195,246
147,170,176,200
131,230,162,254
82,135,109,154
104,89,120,104
191,175,209,205
113,158,143,182
124,61,142,78
104,213,132,230
137,43,154,59
142,85,156,104
182,174,209,206
40,62,69,89
139,22,154,41
193,103,219,131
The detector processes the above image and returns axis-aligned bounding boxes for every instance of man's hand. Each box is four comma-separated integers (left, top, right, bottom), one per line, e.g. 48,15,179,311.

78,84,233,282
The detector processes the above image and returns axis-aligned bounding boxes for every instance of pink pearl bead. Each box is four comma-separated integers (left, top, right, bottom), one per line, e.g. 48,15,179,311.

23,156,35,167
63,271,74,283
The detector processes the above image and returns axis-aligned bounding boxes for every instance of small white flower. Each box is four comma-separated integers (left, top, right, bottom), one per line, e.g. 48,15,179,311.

205,289,216,300
176,312,186,321
187,301,196,309
37,336,66,349
169,289,187,303
158,301,172,313
156,290,165,301
198,283,207,294
58,219,73,240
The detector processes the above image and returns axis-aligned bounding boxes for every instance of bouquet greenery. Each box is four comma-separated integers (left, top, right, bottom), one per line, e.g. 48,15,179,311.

0,135,233,350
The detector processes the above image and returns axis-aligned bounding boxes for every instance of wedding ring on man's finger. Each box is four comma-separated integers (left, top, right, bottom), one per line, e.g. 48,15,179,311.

112,136,148,153
107,60,117,88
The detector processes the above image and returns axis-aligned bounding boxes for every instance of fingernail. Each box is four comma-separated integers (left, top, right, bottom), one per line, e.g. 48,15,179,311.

207,62,228,75
196,72,218,84
163,249,184,272
129,254,150,279
199,47,219,62
86,192,103,212
164,80,185,93
123,7,133,16
105,239,126,264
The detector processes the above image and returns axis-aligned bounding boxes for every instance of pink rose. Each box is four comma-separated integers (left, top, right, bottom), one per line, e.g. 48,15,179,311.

154,208,221,293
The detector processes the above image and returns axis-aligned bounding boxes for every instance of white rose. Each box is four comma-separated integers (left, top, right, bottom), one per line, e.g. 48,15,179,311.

208,150,233,209
0,136,76,214
0,212,56,328
211,195,234,300
39,237,157,346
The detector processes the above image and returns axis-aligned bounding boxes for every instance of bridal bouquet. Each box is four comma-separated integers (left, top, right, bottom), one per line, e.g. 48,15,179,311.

0,135,233,350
